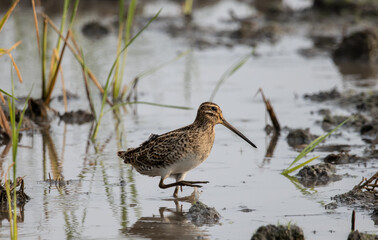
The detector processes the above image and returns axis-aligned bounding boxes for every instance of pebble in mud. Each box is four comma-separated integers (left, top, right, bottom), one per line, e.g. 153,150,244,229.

296,163,341,187
286,128,317,147
186,201,221,226
251,224,305,240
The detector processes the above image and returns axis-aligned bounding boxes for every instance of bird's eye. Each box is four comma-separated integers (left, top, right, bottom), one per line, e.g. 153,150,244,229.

211,106,217,111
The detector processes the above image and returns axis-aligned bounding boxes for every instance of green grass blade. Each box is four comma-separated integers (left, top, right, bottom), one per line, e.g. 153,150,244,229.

42,17,48,99
107,101,192,113
125,50,190,99
287,134,324,169
283,116,353,174
114,0,137,99
45,31,70,104
0,89,16,99
92,9,161,141
106,9,161,95
56,0,70,49
91,72,111,141
137,50,190,79
209,50,253,101
81,49,97,118
0,0,19,33
17,87,33,132
68,0,80,30
282,156,319,175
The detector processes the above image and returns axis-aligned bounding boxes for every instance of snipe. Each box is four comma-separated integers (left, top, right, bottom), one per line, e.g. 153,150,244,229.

118,102,256,197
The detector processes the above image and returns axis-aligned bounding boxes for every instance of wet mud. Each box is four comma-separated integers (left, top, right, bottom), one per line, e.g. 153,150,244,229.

251,224,305,240
328,172,378,211
347,230,378,240
186,201,221,226
296,163,341,187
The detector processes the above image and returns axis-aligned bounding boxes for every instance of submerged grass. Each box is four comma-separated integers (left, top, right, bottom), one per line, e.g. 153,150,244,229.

282,116,353,175
209,50,254,101
125,50,190,101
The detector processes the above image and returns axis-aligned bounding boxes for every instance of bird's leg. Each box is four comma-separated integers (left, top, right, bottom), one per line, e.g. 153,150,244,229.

174,173,185,198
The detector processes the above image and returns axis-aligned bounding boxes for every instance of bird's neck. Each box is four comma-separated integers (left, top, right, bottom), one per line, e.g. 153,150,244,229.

192,118,216,132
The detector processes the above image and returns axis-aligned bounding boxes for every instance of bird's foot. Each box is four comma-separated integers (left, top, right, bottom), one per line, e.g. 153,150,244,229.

176,180,209,188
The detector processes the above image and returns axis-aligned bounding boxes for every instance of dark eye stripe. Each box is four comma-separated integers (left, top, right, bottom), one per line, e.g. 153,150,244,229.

204,110,217,116
211,106,217,111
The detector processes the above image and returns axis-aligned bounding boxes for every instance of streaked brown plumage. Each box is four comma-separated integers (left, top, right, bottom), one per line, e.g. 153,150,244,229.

118,102,256,197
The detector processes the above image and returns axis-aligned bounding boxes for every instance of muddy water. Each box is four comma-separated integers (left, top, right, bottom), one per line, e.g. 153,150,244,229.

0,1,377,239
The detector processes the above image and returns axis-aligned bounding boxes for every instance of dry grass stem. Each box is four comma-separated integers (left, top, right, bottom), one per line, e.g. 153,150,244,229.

31,0,40,54
257,88,280,132
0,105,11,137
7,53,23,83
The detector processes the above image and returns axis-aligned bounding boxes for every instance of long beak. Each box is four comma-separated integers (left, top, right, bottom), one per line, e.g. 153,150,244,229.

222,119,257,148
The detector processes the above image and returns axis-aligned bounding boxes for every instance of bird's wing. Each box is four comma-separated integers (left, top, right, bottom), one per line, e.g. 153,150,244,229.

121,130,188,169
141,131,187,168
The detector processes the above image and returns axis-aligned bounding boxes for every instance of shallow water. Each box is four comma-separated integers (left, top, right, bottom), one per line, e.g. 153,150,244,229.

0,1,377,239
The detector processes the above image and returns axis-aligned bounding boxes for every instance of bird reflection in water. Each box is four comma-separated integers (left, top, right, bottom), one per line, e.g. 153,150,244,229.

122,189,214,239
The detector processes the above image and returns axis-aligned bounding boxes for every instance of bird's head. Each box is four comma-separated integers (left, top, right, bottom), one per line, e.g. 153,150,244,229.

195,102,257,148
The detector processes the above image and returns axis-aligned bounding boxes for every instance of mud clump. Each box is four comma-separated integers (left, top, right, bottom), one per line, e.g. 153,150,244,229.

303,88,340,102
333,29,378,63
251,224,304,240
186,201,220,226
324,152,365,164
286,128,317,147
59,110,95,125
347,230,378,240
296,163,341,187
